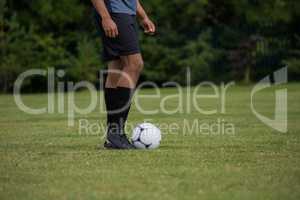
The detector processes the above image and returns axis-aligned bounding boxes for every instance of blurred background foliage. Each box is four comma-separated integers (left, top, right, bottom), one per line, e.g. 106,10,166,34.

0,0,299,92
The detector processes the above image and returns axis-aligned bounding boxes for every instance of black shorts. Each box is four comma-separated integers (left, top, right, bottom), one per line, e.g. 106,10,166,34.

94,11,140,62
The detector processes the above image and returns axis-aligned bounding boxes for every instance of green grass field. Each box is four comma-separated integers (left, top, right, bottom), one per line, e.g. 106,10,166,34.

1,84,300,200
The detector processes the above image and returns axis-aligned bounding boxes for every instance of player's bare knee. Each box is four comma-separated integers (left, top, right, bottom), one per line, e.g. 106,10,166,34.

124,59,143,74
132,58,144,73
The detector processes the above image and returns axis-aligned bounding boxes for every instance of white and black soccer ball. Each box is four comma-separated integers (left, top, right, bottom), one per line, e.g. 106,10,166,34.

131,123,161,149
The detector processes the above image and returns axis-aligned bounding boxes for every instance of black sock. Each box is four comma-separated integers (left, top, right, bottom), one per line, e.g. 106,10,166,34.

115,87,135,135
104,87,134,136
104,88,118,135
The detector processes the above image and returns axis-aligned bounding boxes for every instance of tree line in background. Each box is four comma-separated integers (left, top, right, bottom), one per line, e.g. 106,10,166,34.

1,0,299,93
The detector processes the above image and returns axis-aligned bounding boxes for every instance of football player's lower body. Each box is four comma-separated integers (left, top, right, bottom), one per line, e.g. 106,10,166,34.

95,13,143,149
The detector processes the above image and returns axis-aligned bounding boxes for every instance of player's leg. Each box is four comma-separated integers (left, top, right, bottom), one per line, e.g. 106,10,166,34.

118,53,144,126
118,53,144,125
114,53,144,135
104,60,124,149
105,54,144,149
104,57,141,149
104,60,122,121
105,60,123,88
99,13,142,149
118,53,144,88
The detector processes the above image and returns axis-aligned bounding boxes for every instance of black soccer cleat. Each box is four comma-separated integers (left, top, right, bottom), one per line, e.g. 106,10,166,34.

105,134,135,149
103,140,118,149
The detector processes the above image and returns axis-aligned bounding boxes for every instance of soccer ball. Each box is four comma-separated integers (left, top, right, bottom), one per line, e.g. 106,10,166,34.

131,123,161,149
